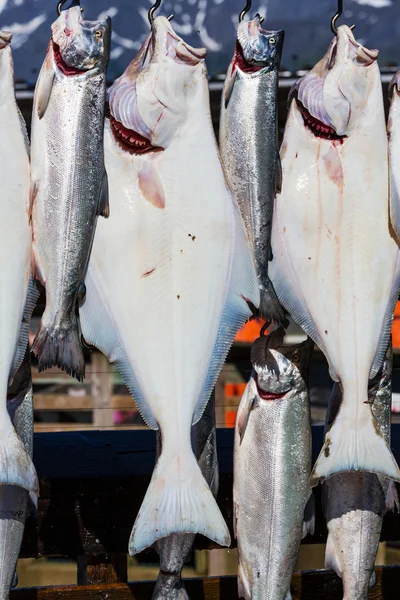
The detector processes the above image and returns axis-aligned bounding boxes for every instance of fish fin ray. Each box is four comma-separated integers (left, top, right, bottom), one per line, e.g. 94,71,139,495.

236,380,256,443
32,315,85,382
97,170,110,218
275,155,282,194
310,412,400,486
385,480,399,513
80,268,158,429
258,278,288,326
325,534,342,578
9,278,39,384
18,107,30,157
0,416,38,494
192,198,259,425
270,207,339,381
370,255,400,379
128,451,230,555
302,492,315,538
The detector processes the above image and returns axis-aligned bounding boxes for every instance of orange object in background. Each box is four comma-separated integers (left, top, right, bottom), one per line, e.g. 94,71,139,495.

235,318,266,343
393,302,400,348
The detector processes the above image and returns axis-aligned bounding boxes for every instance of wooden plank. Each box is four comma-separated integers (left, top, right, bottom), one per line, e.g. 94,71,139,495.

91,354,114,428
33,395,136,411
16,427,400,557
9,567,400,600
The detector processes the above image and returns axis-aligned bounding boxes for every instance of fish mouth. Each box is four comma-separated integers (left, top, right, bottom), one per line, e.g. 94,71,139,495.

233,41,264,74
0,31,12,50
52,40,87,76
110,115,162,155
296,98,346,141
254,372,287,400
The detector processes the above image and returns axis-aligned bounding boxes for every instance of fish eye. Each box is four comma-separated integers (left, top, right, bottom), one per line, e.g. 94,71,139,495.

95,30,103,39
269,37,276,45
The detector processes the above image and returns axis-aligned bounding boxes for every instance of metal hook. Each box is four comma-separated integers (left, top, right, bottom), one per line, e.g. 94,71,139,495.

239,0,251,23
57,0,80,17
331,0,355,35
148,0,161,25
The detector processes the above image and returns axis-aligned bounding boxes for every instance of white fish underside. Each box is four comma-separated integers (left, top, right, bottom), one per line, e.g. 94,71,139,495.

80,117,258,551
0,42,37,495
270,95,400,482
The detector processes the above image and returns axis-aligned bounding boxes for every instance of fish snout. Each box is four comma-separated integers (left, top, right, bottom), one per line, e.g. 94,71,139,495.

0,31,12,50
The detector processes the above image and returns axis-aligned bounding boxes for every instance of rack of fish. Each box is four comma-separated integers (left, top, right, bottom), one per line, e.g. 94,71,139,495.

1,0,400,598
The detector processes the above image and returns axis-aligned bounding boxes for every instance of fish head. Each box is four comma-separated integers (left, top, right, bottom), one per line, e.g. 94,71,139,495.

236,16,284,71
108,16,207,154
251,329,308,399
51,6,111,76
290,25,379,138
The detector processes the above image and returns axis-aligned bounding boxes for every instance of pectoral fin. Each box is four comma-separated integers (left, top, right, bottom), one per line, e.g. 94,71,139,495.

224,69,238,109
236,382,257,443
138,161,166,209
36,46,55,120
97,171,110,218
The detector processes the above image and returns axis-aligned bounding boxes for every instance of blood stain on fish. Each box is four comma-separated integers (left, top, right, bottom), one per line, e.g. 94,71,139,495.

142,268,155,278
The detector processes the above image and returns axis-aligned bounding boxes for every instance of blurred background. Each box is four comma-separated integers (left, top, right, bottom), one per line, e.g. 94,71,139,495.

5,0,400,590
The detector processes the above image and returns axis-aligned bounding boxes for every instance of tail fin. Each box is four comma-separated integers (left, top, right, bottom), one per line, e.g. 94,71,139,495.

32,315,84,381
310,413,400,487
128,451,230,555
258,278,289,328
0,417,38,494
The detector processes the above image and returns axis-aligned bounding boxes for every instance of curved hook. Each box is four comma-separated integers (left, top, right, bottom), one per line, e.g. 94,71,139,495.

239,0,252,23
331,0,355,35
148,0,162,25
57,0,80,17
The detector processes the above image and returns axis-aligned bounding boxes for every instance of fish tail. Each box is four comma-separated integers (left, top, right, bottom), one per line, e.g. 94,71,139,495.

310,408,400,486
32,315,85,381
0,413,38,494
258,278,289,328
152,573,189,600
128,450,230,555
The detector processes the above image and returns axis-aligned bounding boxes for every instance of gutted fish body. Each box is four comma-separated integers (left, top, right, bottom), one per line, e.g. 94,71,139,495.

0,348,34,600
0,31,37,495
31,5,111,381
153,394,218,600
270,25,400,483
80,16,259,554
234,330,314,600
323,345,398,600
220,16,286,325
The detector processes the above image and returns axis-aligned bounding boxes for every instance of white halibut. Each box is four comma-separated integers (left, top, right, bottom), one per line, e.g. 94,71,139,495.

270,26,400,483
0,32,37,494
80,16,259,554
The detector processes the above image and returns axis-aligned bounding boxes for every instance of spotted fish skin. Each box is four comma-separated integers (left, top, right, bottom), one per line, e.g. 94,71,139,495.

234,332,314,600
31,6,111,381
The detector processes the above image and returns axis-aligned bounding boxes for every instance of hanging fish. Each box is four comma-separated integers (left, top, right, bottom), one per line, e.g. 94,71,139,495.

269,25,400,483
0,31,37,495
220,15,286,325
323,344,399,599
0,347,35,600
234,329,314,600
152,394,218,600
30,3,111,381
79,16,259,554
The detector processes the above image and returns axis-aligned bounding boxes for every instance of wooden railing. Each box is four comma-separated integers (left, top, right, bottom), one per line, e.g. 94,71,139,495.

11,426,400,599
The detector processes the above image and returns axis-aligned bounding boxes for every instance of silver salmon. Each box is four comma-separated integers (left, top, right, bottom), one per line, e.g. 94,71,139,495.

0,347,34,600
220,16,286,325
270,25,400,483
31,3,111,381
323,345,398,600
234,330,314,600
153,394,218,600
79,16,259,555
